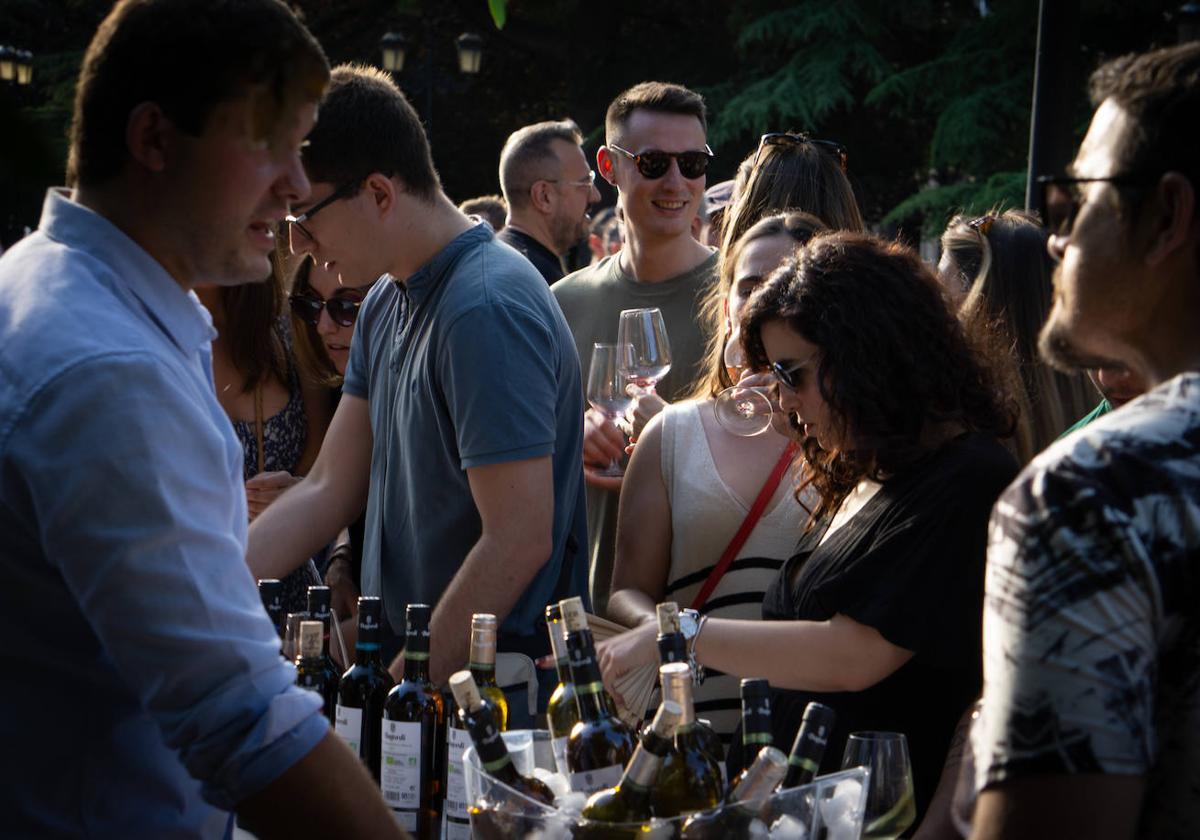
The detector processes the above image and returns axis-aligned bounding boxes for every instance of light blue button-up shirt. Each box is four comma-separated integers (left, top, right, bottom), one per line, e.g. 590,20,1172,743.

0,191,328,838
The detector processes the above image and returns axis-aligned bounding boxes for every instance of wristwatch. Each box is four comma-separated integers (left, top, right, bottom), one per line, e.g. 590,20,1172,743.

679,608,707,685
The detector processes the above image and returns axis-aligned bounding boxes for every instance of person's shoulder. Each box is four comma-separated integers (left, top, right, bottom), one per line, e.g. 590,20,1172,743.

552,254,620,298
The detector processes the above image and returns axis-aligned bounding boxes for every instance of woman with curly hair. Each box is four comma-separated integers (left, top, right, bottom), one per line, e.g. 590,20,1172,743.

599,231,1018,822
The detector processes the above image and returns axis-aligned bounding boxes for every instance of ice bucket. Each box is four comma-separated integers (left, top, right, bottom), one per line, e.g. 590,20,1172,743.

462,729,868,839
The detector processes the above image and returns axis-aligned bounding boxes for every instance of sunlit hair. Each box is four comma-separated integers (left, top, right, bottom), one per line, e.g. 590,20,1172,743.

720,139,865,259
685,211,827,400
941,209,1093,463
741,232,1017,528
286,255,343,389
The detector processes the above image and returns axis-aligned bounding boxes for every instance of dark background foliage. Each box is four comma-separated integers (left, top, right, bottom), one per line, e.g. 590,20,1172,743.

0,0,1190,247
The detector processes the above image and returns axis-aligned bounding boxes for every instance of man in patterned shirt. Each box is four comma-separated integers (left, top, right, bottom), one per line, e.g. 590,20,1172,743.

969,43,1200,840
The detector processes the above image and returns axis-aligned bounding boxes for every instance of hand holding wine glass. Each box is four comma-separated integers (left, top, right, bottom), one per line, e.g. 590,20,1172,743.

713,336,778,436
842,731,917,840
586,343,636,477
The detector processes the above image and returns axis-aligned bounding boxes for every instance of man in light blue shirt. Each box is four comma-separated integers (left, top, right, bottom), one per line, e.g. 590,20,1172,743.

0,2,404,837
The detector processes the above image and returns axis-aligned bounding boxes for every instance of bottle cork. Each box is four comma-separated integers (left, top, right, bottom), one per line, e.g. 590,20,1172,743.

559,596,587,632
656,602,681,635
449,670,484,711
298,620,323,658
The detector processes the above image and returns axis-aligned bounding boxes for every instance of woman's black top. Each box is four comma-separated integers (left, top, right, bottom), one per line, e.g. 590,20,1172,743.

735,432,1017,821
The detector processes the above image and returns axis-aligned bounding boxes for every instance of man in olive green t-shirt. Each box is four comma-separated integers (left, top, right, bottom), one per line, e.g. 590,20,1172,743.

552,81,718,615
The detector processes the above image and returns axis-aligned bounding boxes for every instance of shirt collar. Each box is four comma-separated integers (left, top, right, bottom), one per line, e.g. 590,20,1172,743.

397,221,492,306
38,188,217,354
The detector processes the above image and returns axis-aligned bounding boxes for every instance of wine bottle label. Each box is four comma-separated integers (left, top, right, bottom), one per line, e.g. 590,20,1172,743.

442,816,472,840
444,727,471,820
552,735,571,776
392,810,416,831
560,597,588,632
380,720,422,813
334,704,363,756
569,763,623,794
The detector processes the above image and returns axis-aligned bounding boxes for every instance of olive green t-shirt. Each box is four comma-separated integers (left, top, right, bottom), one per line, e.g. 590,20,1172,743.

551,250,718,614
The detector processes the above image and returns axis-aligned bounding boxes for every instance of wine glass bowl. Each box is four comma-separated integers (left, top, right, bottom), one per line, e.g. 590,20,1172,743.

616,308,672,395
714,337,777,436
586,343,635,477
841,731,916,840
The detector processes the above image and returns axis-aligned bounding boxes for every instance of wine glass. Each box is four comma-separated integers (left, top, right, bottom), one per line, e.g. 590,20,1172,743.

586,343,635,477
950,701,984,836
616,308,671,396
714,336,776,436
841,731,916,840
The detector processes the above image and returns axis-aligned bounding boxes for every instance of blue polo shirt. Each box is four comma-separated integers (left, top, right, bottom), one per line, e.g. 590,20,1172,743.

344,222,589,640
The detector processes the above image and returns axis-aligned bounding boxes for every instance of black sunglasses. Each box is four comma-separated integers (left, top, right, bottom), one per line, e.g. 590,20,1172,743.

754,132,848,173
285,179,362,243
608,143,714,180
770,357,817,391
1036,173,1154,237
288,292,364,328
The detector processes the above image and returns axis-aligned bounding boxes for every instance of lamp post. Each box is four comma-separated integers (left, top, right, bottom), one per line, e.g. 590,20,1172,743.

377,28,483,137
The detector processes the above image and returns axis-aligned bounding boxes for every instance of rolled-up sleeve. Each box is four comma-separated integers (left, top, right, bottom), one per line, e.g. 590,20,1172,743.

14,353,328,809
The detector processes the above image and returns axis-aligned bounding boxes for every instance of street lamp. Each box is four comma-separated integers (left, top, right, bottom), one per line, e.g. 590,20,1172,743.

455,33,484,75
1180,2,1200,43
16,50,33,85
0,47,33,85
380,31,408,73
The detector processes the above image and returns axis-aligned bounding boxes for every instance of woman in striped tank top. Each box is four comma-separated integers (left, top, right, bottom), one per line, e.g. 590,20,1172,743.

598,212,825,746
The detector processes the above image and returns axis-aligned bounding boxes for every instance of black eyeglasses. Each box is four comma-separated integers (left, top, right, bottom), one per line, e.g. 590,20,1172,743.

285,179,362,243
753,132,848,173
607,143,714,180
770,356,817,391
1036,173,1154,237
288,292,365,327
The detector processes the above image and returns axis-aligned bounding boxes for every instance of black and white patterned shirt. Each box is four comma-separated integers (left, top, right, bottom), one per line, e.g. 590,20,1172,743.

972,372,1200,839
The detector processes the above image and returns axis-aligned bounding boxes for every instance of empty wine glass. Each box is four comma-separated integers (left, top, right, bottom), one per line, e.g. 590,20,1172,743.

586,343,635,477
616,308,672,397
714,336,776,436
841,731,916,840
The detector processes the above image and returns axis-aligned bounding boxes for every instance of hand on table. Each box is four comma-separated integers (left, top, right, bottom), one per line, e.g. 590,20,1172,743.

245,470,301,520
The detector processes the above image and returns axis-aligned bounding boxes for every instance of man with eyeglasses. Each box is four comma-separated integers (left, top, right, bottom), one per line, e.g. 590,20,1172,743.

551,81,718,616
248,65,589,713
0,2,405,838
497,119,602,284
967,42,1200,840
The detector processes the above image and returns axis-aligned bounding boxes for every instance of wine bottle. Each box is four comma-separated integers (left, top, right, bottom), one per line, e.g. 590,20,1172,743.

578,700,683,831
781,702,836,789
544,603,580,776
257,578,284,637
680,745,788,839
295,620,337,724
651,662,723,818
335,596,394,782
448,670,554,839
655,603,724,769
381,604,444,838
734,678,773,779
469,613,509,731
560,596,636,794
305,585,340,724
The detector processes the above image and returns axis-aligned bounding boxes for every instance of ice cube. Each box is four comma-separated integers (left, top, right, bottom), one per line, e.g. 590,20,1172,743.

769,814,809,840
532,767,572,800
554,791,587,815
818,778,864,840
747,817,770,839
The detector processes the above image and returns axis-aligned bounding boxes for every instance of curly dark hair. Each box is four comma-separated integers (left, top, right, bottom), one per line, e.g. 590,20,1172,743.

741,231,1017,527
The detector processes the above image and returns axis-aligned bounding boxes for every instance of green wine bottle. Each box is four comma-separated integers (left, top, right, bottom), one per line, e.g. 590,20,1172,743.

733,678,773,780
559,596,636,794
680,745,788,839
334,596,395,782
469,613,508,731
449,671,555,840
381,604,444,838
305,585,341,724
578,700,683,835
544,603,580,775
655,603,724,770
651,662,723,819
781,701,836,789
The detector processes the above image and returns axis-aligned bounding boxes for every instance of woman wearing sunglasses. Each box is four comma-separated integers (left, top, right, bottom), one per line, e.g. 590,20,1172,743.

600,231,1018,823
195,250,333,614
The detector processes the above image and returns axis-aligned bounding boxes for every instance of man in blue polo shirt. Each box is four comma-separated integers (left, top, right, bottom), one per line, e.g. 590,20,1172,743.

248,65,589,707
